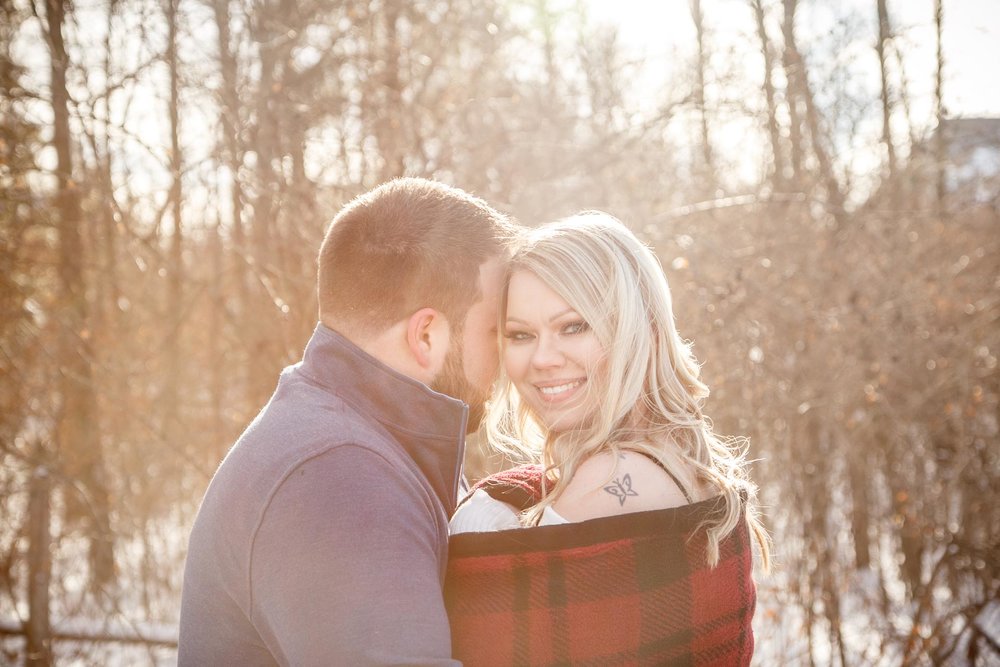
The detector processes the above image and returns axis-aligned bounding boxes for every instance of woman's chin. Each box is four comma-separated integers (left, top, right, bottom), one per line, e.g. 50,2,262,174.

537,409,591,435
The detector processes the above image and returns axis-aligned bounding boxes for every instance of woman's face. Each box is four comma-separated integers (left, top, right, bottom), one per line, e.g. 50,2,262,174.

503,270,605,433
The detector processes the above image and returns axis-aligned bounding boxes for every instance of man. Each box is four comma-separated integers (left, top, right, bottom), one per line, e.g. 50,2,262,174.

178,178,518,665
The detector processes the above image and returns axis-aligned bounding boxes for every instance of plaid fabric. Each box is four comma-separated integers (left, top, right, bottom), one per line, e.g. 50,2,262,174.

445,465,756,666
460,463,548,511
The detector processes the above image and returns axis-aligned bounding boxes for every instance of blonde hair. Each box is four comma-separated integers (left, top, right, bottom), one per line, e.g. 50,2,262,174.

486,212,770,569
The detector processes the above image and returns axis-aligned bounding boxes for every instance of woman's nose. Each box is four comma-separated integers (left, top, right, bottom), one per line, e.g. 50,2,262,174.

531,335,564,369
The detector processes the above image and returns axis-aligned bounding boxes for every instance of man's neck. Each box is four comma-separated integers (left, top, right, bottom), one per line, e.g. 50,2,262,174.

320,317,434,386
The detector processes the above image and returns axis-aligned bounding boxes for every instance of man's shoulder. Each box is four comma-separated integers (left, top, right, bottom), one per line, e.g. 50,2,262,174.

230,372,400,467
192,379,404,533
213,410,403,509
258,369,385,442
186,403,428,592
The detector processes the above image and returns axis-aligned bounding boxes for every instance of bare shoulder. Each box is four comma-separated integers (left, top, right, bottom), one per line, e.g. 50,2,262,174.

551,450,691,522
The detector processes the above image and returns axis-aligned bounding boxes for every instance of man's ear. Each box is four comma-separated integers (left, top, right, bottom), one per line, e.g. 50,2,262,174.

405,307,450,374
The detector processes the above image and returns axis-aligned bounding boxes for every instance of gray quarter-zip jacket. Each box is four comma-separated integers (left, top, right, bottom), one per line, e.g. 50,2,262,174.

178,324,466,665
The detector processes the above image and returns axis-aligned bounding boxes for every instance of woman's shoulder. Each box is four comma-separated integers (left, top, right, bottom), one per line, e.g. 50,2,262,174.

551,450,692,522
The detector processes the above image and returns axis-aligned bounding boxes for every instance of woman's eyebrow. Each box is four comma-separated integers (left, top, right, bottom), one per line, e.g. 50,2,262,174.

505,308,578,326
548,308,577,323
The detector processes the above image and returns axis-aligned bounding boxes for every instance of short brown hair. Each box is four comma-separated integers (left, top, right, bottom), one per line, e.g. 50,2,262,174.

318,178,517,334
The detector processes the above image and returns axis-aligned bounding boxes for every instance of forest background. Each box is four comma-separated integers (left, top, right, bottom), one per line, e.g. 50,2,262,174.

0,0,998,664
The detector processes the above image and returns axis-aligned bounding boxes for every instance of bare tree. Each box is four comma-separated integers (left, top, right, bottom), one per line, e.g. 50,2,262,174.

44,0,114,590
779,0,804,181
934,0,946,218
690,0,715,188
750,0,785,188
164,0,184,446
781,0,846,225
875,0,896,182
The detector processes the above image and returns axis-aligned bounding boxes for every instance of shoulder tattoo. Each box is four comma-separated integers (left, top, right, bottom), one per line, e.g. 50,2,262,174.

603,473,639,506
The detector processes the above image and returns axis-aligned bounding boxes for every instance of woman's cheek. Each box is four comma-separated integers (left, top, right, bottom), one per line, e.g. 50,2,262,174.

502,347,522,380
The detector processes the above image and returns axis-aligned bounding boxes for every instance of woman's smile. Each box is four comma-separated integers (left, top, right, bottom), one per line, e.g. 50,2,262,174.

534,378,586,401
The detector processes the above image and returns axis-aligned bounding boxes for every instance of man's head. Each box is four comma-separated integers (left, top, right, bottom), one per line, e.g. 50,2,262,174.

318,178,518,425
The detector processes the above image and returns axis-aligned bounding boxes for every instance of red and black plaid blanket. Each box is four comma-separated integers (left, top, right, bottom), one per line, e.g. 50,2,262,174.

445,465,756,666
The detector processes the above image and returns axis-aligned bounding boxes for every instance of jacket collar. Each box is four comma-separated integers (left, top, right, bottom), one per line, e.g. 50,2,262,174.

298,323,468,513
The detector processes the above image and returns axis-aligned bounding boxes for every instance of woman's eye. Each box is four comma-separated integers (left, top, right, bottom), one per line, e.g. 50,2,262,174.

504,330,532,342
563,321,589,335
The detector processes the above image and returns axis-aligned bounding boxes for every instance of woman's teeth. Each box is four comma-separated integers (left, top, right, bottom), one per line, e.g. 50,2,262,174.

539,380,583,395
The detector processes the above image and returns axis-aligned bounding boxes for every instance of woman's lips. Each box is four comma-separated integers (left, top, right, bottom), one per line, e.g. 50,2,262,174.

534,379,585,403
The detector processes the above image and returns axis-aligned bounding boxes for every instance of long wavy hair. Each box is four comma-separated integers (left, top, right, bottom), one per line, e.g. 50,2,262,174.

485,212,770,568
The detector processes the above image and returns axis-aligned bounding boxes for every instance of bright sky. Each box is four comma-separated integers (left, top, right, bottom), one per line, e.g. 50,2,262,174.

585,0,1000,117
581,0,1000,199
15,0,998,211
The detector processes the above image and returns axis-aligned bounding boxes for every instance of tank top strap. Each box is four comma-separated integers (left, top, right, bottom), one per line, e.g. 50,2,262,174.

635,451,693,504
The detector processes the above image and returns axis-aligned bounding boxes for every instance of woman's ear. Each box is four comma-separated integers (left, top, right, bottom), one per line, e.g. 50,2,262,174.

405,307,451,375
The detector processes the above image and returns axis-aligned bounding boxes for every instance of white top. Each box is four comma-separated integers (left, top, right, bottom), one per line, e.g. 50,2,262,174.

449,489,569,534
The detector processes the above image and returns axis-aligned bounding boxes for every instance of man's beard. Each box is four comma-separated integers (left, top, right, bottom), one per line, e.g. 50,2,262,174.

431,343,489,434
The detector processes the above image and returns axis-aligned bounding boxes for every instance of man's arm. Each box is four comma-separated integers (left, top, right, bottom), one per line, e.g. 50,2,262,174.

249,445,460,666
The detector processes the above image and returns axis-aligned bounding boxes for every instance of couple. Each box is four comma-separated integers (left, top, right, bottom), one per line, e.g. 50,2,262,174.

178,178,769,666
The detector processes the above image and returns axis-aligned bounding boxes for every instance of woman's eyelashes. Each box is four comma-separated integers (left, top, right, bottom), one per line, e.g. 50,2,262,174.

503,320,590,342
503,329,533,342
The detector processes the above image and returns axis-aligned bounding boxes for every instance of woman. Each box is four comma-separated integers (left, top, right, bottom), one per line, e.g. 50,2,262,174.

445,212,770,666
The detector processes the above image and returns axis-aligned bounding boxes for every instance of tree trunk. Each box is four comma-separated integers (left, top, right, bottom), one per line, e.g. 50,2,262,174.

782,0,846,226
750,0,785,189
875,0,896,182
209,214,225,461
211,0,251,408
886,442,924,597
94,0,124,407
248,0,280,407
933,0,946,218
164,0,183,447
254,15,275,267
45,0,114,588
690,0,715,189
213,0,245,232
26,464,52,667
780,0,804,183
849,444,872,570
378,0,405,181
